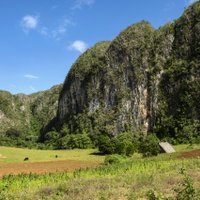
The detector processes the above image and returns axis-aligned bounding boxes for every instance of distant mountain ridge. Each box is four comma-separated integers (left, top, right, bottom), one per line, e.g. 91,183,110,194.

0,85,62,146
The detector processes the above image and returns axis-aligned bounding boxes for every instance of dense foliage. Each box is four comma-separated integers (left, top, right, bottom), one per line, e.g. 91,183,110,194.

154,2,200,143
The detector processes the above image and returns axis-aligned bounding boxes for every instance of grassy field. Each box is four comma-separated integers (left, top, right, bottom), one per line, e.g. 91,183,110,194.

0,146,105,164
0,144,199,199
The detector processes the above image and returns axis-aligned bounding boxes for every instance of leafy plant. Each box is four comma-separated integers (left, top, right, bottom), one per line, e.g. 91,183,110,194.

104,154,124,165
173,168,199,200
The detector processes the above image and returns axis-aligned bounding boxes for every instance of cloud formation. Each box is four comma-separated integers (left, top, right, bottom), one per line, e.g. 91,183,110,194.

40,18,72,41
24,74,39,79
29,85,36,91
51,5,58,10
185,0,198,6
52,19,71,39
68,40,88,53
40,26,49,36
20,15,39,33
72,0,94,9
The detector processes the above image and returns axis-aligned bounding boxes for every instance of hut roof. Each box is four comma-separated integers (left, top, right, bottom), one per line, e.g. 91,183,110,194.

159,142,175,153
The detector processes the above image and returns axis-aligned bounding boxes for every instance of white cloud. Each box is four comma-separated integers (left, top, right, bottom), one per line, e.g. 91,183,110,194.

185,0,198,6
51,19,72,41
29,85,36,91
20,15,39,33
68,40,88,53
24,74,39,79
40,26,49,36
51,5,58,10
72,0,94,9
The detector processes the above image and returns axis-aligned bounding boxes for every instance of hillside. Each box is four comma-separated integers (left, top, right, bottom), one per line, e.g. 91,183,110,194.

0,84,62,147
54,1,200,144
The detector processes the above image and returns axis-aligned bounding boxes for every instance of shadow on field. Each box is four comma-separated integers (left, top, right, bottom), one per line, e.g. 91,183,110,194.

90,152,105,156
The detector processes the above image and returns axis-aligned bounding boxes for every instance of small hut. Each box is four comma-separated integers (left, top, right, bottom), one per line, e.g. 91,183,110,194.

159,142,175,153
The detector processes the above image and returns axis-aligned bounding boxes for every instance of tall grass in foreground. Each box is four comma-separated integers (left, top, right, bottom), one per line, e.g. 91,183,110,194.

0,155,199,199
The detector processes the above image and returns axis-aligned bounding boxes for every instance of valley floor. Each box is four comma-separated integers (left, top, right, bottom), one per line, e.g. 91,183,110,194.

0,146,199,199
0,149,199,178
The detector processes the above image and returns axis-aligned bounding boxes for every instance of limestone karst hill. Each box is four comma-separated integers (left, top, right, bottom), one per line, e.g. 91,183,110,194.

56,1,200,140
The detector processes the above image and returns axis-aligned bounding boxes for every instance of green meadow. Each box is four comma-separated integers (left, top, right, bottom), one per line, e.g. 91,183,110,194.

0,146,105,164
0,145,200,199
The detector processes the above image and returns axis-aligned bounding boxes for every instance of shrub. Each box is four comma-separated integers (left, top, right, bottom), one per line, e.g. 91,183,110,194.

104,154,124,165
98,135,115,154
97,132,137,156
138,134,160,157
114,132,137,156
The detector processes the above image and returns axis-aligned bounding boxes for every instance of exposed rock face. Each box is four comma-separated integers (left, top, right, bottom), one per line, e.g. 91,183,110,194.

57,2,200,137
57,21,166,135
58,41,110,119
104,21,155,133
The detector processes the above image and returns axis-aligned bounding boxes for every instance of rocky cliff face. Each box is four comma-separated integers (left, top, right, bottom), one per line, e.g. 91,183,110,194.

57,2,200,138
57,22,165,135
57,21,173,135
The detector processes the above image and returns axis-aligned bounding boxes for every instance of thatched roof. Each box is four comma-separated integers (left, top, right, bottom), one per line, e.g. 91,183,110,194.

159,142,175,153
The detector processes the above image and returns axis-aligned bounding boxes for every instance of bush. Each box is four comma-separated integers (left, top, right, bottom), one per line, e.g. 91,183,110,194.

98,135,115,154
138,134,160,157
114,132,137,156
97,132,137,156
104,154,124,165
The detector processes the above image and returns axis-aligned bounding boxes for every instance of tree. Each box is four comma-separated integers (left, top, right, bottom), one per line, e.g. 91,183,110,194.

6,128,21,139
138,134,160,157
115,132,136,156
98,135,115,154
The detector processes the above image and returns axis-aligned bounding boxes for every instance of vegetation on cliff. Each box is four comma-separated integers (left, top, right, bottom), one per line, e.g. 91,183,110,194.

49,1,200,150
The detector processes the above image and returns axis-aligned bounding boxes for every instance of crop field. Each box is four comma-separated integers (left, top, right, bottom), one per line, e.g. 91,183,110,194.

0,147,104,178
0,145,200,199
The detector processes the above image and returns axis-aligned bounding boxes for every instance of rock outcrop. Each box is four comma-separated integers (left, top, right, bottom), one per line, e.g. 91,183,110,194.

57,2,200,138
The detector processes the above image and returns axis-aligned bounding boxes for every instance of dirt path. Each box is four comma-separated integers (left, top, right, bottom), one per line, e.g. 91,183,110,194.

176,149,200,159
0,160,101,178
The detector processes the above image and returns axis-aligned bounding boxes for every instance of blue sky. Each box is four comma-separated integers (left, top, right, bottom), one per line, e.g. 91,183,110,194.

0,0,198,94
